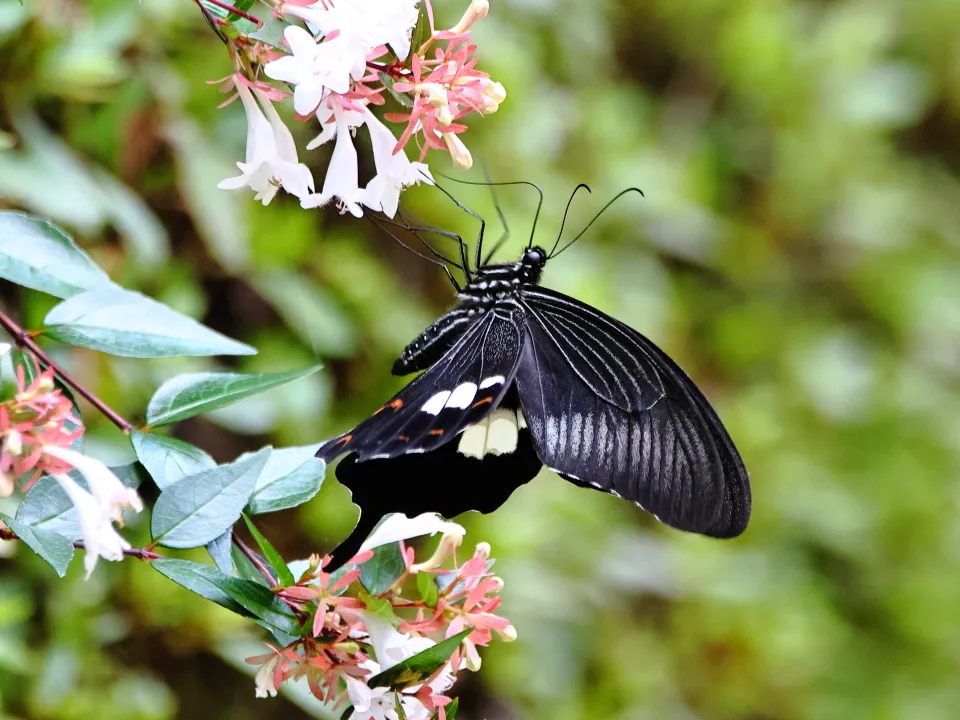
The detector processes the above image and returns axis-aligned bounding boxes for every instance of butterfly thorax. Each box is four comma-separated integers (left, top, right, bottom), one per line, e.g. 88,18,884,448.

392,247,547,376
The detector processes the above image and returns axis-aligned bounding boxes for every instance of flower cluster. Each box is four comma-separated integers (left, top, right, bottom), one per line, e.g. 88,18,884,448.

213,0,505,217
1,348,142,577
246,513,516,718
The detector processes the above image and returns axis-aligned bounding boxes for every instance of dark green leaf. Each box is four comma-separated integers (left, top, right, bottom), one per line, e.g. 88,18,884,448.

246,445,325,515
218,576,301,636
131,431,216,490
43,287,256,358
153,558,300,638
368,628,473,690
231,543,271,586
0,513,74,577
0,211,110,298
145,366,321,427
151,448,270,548
242,514,294,588
417,571,439,608
380,72,415,109
431,698,458,720
410,4,432,58
360,542,406,595
152,558,254,618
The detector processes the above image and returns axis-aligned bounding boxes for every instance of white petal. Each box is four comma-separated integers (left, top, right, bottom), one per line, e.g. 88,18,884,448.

359,513,466,553
283,24,320,60
263,55,306,85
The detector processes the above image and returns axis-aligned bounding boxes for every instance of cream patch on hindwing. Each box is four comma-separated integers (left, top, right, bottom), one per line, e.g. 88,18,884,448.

479,375,506,389
457,408,523,458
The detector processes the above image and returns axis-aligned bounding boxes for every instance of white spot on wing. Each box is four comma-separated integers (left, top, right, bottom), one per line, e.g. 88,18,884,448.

479,375,506,389
546,415,560,456
446,382,478,409
516,408,527,430
421,390,451,415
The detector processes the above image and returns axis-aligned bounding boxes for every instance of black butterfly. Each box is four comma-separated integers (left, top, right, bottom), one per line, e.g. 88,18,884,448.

317,186,750,569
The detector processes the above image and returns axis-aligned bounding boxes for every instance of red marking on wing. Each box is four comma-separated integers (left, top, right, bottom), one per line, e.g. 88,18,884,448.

472,396,494,408
389,398,404,409
428,429,444,436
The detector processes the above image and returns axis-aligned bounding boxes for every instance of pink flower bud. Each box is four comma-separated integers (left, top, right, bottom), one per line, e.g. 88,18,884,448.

496,624,518,642
4,431,23,456
449,0,489,35
443,133,473,169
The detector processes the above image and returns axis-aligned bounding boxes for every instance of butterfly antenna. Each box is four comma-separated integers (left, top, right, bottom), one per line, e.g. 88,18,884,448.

549,183,592,257
550,187,645,259
366,215,462,292
438,174,545,254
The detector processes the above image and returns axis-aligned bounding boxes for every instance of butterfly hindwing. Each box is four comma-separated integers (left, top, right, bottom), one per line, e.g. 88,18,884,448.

515,286,750,537
317,310,526,463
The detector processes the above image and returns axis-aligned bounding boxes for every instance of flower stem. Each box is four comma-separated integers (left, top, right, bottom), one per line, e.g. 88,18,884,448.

0,306,135,434
233,534,277,586
194,0,263,27
0,526,162,560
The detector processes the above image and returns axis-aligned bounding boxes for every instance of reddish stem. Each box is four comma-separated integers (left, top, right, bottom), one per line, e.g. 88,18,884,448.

195,0,263,27
232,534,277,586
0,306,135,433
0,527,162,560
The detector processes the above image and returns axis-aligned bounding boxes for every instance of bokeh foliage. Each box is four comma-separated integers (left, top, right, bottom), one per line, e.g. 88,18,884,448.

2,0,960,718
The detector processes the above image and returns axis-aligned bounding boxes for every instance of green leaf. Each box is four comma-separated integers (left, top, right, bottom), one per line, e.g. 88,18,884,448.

0,513,74,577
43,286,256,358
431,698,458,720
379,72,415,109
246,445,325,515
152,558,254,618
131,431,216,490
218,576,301,636
360,593,397,622
242,514,295,588
410,2,431,56
246,16,288,49
151,448,270,549
145,366,321,427
231,543,271,586
207,530,235,576
153,558,301,638
417,571,439,608
0,211,110,298
360,542,407,596
367,628,473,690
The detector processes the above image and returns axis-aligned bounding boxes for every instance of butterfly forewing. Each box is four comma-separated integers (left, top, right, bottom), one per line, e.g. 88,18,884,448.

515,286,750,537
317,310,525,463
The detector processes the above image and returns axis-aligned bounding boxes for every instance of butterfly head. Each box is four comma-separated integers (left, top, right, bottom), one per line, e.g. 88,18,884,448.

518,246,548,284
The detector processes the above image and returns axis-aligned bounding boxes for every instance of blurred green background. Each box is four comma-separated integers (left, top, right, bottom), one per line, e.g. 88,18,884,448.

3,0,960,718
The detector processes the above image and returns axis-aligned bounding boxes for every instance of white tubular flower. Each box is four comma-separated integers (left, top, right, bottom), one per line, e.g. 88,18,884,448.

359,109,433,218
283,0,420,60
254,655,280,698
264,26,367,112
301,104,363,217
345,661,403,720
359,513,466,553
218,83,315,205
44,447,142,577
442,132,473,169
